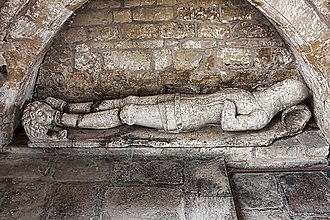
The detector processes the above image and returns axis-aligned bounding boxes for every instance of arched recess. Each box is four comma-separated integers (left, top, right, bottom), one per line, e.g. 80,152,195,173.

246,0,330,142
0,0,88,147
0,0,329,147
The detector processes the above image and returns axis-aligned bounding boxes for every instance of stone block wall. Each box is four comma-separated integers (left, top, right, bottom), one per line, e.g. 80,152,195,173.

36,0,302,102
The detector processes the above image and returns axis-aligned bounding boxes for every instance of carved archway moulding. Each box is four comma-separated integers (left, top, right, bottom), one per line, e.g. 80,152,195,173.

0,0,329,147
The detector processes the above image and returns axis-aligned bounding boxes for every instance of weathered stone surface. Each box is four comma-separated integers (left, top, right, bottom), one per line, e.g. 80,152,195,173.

221,5,263,22
63,27,88,43
3,0,330,151
218,48,251,69
52,156,109,182
232,173,282,209
227,147,254,161
74,44,103,73
292,216,330,220
121,23,159,39
0,181,49,220
84,0,121,9
157,0,177,5
255,145,299,160
160,22,195,39
132,6,174,21
102,187,184,219
279,172,330,214
0,155,50,179
177,6,220,21
296,130,329,149
110,159,183,185
254,48,293,69
198,23,230,39
103,50,151,71
258,37,285,47
7,16,39,39
153,49,173,70
184,160,231,196
43,183,101,220
181,39,217,49
190,71,223,86
0,0,30,37
127,70,158,86
113,9,132,23
130,39,164,49
233,22,273,38
158,70,190,85
239,209,290,220
185,196,238,220
33,0,303,110
125,0,156,7
87,26,119,41
71,10,113,26
174,50,203,70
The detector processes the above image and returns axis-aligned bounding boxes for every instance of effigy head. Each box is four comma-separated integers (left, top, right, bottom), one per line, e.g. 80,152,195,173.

22,101,56,141
270,79,309,109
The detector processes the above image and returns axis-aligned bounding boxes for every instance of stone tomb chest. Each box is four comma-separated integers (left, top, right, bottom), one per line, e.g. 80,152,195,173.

13,0,329,169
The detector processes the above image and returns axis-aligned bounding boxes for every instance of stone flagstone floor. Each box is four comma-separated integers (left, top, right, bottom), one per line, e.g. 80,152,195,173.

0,154,329,220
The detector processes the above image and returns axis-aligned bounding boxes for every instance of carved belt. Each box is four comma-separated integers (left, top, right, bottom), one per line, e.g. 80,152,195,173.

157,93,183,133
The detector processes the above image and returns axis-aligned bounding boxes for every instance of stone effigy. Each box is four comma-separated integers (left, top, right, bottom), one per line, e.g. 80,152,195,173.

22,79,311,143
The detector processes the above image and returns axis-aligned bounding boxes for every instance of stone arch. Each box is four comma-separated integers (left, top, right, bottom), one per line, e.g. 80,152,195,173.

0,0,88,146
246,0,330,142
0,0,329,146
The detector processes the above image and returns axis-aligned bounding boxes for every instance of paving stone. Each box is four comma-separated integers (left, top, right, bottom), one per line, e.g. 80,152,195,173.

232,173,282,209
184,196,238,220
0,181,49,220
239,209,290,220
279,172,330,214
52,156,109,182
184,159,231,196
0,180,7,198
0,155,50,179
292,216,330,220
102,187,184,220
110,159,183,185
43,183,101,220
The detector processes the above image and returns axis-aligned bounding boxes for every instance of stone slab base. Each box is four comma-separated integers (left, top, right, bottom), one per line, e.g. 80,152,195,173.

5,128,329,169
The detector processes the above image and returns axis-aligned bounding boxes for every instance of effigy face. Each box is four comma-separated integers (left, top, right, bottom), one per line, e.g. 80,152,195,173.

22,80,311,148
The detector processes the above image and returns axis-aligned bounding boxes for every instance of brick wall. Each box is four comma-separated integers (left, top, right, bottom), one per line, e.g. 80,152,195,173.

36,0,302,102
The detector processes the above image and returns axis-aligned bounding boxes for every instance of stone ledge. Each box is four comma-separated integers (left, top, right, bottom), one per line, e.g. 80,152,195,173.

5,126,329,169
